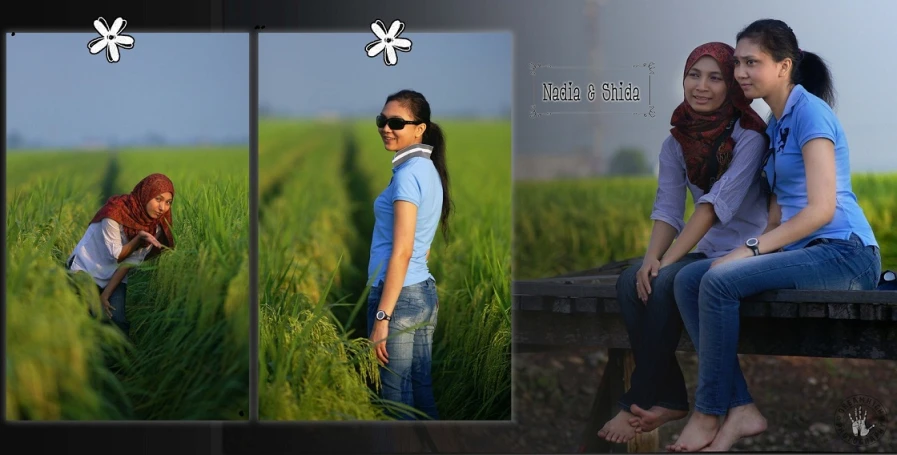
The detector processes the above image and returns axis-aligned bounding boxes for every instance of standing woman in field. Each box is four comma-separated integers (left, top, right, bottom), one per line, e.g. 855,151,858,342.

367,89,452,420
67,173,175,337
670,19,881,452
597,42,770,443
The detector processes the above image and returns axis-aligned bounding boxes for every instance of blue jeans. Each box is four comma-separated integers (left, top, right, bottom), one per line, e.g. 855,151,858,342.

367,277,439,420
674,234,881,415
616,253,707,412
97,283,130,337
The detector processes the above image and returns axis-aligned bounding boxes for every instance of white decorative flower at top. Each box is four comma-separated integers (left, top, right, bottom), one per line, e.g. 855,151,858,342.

365,19,412,67
88,17,135,63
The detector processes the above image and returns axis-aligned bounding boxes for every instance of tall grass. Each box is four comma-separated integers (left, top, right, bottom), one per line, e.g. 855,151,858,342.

258,118,512,420
258,119,382,420
514,174,897,280
5,147,250,420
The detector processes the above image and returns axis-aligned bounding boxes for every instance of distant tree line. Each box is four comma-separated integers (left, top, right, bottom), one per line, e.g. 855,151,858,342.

608,147,651,176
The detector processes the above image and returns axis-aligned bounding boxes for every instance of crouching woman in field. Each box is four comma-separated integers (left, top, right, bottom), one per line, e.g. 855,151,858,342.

67,173,175,337
366,89,452,420
598,42,770,443
669,20,881,452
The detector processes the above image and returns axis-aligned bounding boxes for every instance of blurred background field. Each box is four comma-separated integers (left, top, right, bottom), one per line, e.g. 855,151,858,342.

514,174,897,280
257,32,513,421
257,118,512,420
6,33,250,420
5,147,250,420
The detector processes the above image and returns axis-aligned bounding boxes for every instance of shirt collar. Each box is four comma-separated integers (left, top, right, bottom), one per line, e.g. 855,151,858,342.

781,84,806,119
392,143,433,169
767,84,807,135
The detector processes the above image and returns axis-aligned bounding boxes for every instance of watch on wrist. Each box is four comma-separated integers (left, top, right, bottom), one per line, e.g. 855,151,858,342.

375,310,391,321
745,237,760,256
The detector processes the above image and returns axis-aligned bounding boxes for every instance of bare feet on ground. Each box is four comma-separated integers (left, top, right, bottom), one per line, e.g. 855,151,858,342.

597,410,638,443
701,404,767,452
666,412,720,452
628,404,688,433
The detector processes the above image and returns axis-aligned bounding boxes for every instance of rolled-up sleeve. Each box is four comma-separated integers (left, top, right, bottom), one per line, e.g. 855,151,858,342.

100,218,124,261
122,226,160,265
650,137,687,233
697,129,767,225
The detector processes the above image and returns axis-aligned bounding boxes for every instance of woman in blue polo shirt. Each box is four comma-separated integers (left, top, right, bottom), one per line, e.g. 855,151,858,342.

668,19,881,452
366,89,452,420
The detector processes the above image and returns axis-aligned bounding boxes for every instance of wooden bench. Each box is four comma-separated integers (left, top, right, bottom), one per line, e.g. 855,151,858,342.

513,258,897,453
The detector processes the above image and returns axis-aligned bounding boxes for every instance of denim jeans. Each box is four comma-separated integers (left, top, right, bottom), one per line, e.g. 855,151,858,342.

367,277,439,420
97,283,130,337
674,234,881,415
616,253,706,413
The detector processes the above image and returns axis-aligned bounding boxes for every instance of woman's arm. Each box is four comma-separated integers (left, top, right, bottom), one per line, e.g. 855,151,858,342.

647,139,690,261
101,219,145,263
750,138,836,254
763,194,782,235
660,203,716,267
662,130,768,266
100,265,130,317
375,201,418,320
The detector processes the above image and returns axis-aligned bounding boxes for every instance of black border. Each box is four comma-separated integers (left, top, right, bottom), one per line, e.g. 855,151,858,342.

3,0,545,453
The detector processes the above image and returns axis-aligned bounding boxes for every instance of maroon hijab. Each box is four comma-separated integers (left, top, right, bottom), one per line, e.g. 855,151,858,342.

670,42,767,193
90,173,175,254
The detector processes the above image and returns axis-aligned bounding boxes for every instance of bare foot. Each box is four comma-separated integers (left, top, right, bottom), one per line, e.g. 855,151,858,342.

628,404,688,433
597,410,638,444
701,404,767,452
665,412,720,452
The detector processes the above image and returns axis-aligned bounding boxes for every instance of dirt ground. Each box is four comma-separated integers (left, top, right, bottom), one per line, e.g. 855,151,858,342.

507,348,897,453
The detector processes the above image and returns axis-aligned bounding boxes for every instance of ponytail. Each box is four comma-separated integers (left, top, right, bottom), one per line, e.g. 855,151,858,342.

795,51,835,108
423,121,453,241
736,19,836,108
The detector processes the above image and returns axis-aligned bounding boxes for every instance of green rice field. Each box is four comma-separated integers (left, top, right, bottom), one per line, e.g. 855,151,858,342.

257,118,512,420
514,175,897,280
5,146,250,420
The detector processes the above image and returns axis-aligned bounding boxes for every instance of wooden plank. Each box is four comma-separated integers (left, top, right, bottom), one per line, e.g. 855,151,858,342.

513,292,897,321
514,310,897,360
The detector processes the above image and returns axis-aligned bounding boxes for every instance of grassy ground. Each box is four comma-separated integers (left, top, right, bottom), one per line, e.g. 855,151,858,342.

511,174,897,451
257,118,512,421
5,147,250,420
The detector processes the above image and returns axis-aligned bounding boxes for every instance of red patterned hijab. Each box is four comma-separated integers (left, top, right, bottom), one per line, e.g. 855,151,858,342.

670,42,767,193
90,173,175,254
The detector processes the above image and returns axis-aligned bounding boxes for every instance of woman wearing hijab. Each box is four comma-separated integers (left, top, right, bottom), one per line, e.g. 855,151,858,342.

597,42,769,444
67,173,175,336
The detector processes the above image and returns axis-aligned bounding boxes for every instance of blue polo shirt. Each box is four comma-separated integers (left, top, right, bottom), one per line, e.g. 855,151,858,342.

763,84,878,251
368,143,443,287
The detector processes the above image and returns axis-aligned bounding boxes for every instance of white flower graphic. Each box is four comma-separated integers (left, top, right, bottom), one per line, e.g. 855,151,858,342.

87,17,134,63
365,20,412,66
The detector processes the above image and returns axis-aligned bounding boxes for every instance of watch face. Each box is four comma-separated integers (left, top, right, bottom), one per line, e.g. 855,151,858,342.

376,310,385,320
746,238,758,247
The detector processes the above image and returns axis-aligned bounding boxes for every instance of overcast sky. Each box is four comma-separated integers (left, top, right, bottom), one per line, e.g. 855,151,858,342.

259,33,512,118
578,0,897,173
6,33,248,148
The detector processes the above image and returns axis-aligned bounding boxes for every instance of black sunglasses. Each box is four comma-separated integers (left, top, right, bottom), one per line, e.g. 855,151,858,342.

376,114,423,130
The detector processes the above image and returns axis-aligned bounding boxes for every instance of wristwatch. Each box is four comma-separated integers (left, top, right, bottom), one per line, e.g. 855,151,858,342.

375,310,391,321
745,238,760,256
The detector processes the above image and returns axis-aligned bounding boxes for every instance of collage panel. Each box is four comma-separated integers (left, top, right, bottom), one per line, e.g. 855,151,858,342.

5,31,251,421
256,30,513,421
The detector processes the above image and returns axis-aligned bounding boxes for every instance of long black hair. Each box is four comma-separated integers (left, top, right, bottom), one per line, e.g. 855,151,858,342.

385,89,454,241
736,19,835,108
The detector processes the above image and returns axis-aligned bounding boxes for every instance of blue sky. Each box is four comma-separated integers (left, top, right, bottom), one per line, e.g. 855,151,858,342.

6,33,248,149
258,33,512,118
